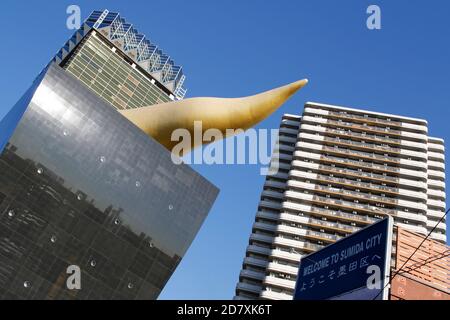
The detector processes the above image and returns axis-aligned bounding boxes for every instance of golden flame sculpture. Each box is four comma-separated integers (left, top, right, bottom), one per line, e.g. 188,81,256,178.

120,79,308,153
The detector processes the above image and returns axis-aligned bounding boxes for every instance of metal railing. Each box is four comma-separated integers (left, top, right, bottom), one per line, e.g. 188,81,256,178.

327,110,403,128
313,184,398,204
309,163,399,183
321,145,401,163
306,217,359,232
320,154,401,173
311,172,400,194
308,194,423,218
322,136,401,154
324,127,402,145
325,118,403,135
309,206,377,223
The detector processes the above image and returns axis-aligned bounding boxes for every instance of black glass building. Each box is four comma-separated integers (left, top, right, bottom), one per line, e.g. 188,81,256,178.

0,10,218,300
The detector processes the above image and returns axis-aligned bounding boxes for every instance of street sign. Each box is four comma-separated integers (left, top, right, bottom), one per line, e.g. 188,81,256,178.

294,216,393,300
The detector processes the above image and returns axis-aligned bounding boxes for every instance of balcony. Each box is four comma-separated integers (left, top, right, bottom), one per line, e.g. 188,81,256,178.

255,219,342,242
427,209,446,219
293,150,422,178
428,143,445,153
426,220,446,232
320,145,401,164
261,190,284,200
319,164,399,182
310,193,406,215
278,212,360,234
240,269,266,281
272,236,324,252
271,248,302,263
276,224,342,243
250,233,275,244
266,262,299,276
263,276,296,290
281,118,301,127
244,257,269,269
246,244,272,256
253,222,277,233
326,110,405,128
428,151,445,161
284,192,427,223
427,179,445,189
324,126,402,146
259,200,282,211
428,169,446,180
309,162,400,183
394,222,428,235
278,134,297,144
298,170,401,195
318,157,426,181
325,118,403,136
428,160,445,171
236,282,263,295
427,198,446,210
313,184,398,205
279,126,299,137
275,142,296,153
291,168,427,198
301,115,428,141
322,135,402,155
282,201,378,225
256,210,280,221
320,153,399,173
296,148,427,172
430,233,447,243
426,189,446,200
260,290,293,300
264,179,287,190
287,179,426,212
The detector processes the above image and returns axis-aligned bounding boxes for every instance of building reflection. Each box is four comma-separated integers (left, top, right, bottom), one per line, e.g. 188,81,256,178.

0,143,182,300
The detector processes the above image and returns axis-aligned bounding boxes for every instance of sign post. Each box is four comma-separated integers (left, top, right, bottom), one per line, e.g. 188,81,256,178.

294,217,393,300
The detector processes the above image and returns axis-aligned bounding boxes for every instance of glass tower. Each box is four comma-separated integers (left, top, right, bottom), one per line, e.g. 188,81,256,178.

0,10,218,300
55,10,186,105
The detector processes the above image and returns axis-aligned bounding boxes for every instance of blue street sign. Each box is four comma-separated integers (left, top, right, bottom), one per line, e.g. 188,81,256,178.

294,217,393,300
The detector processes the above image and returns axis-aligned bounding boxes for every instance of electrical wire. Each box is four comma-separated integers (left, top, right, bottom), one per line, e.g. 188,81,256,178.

400,248,450,272
397,252,450,277
372,208,449,300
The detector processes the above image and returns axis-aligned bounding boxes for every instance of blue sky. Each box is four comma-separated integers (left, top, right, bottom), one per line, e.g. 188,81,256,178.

0,0,449,299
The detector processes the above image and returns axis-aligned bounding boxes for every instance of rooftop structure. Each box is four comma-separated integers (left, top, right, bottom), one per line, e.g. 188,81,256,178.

53,9,187,101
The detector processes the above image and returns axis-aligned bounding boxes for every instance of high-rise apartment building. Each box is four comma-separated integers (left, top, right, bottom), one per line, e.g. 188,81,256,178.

235,102,446,300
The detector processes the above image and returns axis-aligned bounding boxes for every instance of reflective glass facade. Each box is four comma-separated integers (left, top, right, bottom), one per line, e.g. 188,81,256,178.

54,9,187,100
62,32,172,110
0,64,218,299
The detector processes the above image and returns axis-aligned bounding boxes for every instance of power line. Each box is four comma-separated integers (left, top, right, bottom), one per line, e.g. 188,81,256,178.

400,248,450,272
399,248,450,270
372,208,449,300
397,252,450,277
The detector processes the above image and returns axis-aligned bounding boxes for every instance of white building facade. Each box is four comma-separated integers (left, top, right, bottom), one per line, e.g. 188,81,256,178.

235,102,446,300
